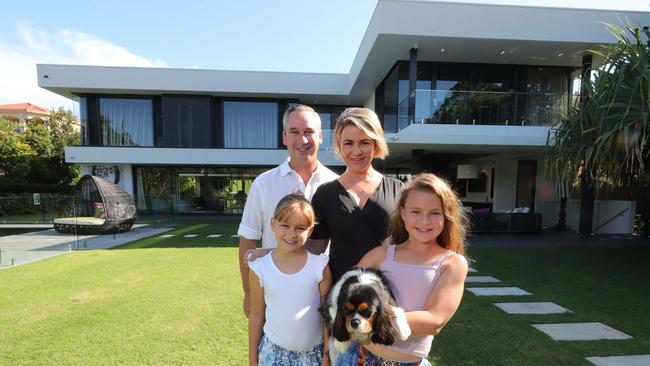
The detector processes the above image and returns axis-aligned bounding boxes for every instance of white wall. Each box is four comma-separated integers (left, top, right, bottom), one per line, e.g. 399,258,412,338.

80,163,134,195
593,200,636,234
394,124,550,147
66,147,345,167
536,199,636,234
493,160,518,212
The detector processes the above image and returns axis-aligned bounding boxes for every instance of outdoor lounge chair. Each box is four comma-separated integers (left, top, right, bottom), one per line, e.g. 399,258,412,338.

53,175,137,234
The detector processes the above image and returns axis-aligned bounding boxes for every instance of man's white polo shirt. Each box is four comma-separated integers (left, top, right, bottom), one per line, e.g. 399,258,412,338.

237,159,338,249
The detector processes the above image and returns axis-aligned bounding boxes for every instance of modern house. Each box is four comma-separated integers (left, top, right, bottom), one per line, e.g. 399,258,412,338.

36,0,649,233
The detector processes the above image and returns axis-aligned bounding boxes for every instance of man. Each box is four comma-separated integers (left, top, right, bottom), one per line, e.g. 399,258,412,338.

238,104,338,317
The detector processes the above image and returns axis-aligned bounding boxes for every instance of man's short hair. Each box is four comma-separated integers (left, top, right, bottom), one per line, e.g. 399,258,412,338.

282,104,321,131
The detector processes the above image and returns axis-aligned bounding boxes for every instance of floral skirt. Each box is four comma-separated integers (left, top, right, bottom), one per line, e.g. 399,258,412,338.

258,333,323,366
334,343,431,366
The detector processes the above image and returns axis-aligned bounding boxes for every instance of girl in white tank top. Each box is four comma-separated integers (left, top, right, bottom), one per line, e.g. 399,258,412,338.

248,194,332,366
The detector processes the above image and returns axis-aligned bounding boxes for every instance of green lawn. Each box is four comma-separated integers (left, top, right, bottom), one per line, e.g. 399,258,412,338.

1,220,649,365
0,211,59,224
434,244,650,365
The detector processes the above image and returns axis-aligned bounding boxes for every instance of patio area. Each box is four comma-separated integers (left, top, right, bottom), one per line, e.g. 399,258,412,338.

0,224,173,268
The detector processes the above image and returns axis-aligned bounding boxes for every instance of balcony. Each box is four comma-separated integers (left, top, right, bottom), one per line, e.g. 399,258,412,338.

388,90,569,132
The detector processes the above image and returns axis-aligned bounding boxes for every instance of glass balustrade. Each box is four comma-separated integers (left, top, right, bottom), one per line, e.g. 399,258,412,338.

395,90,568,131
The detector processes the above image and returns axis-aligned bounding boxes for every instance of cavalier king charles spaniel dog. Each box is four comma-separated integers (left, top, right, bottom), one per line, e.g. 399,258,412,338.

323,268,411,362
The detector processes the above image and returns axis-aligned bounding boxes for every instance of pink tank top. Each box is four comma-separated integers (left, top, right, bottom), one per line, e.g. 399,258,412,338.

379,244,455,358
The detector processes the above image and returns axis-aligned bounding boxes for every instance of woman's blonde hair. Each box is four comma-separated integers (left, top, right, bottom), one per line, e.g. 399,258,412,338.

273,193,316,228
388,173,468,256
333,107,389,160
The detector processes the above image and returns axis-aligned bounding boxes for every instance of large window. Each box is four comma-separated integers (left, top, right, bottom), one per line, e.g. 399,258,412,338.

76,96,89,145
314,105,348,151
134,166,267,214
223,101,278,148
378,61,572,128
161,96,212,148
99,98,153,146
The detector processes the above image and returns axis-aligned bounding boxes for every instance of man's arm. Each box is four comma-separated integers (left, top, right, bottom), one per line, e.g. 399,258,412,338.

239,236,257,318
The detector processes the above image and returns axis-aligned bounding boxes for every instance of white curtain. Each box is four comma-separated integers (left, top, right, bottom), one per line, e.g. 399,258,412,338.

100,98,153,146
224,102,278,148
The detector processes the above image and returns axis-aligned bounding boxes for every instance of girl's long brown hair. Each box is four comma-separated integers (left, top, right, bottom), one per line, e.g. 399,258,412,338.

388,173,468,256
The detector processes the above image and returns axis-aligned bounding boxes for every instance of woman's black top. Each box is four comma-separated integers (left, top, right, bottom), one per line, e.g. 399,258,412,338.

310,177,402,282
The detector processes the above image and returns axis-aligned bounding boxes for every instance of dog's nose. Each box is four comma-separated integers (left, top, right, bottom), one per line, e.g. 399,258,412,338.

350,319,360,329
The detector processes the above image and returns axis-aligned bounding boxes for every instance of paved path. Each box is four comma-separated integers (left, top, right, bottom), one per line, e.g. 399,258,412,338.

467,262,645,365
0,224,173,268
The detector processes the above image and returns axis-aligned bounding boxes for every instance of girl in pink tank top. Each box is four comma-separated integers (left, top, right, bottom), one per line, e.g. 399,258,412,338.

336,173,469,366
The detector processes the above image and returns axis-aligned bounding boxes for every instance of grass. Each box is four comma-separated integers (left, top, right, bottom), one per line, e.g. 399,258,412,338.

0,211,59,224
433,244,650,365
0,219,247,365
1,220,649,365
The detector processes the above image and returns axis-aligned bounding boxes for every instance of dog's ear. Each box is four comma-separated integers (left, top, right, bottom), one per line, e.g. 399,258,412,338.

332,308,350,342
370,304,399,345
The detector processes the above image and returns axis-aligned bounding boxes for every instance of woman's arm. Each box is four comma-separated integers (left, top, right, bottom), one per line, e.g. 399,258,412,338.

405,254,468,337
248,271,266,366
319,265,333,366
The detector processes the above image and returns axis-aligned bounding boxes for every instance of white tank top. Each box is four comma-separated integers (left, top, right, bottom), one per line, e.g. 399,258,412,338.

249,252,329,351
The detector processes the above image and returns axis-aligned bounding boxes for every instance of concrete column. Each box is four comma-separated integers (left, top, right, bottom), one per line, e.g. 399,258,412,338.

492,160,518,212
408,47,418,126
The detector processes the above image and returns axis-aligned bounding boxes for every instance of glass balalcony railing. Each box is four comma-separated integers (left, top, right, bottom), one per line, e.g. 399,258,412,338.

390,90,568,132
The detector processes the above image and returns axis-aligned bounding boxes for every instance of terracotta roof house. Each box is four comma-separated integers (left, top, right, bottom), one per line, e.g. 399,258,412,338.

0,103,51,130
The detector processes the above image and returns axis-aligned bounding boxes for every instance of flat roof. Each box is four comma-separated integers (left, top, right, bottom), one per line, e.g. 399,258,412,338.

38,0,650,104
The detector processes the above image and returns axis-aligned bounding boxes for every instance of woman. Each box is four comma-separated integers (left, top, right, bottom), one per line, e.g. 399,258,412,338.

309,107,402,283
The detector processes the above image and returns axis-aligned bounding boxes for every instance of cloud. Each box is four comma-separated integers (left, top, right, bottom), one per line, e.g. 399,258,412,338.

0,24,168,112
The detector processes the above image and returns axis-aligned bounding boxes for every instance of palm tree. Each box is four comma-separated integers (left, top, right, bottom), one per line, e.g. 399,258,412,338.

547,24,649,235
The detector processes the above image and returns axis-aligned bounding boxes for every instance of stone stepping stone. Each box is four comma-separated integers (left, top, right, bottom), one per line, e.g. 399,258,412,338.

532,322,632,341
494,302,572,314
184,234,198,238
231,234,240,238
468,267,478,273
465,276,500,283
466,287,532,296
160,234,175,238
207,234,222,238
586,355,650,366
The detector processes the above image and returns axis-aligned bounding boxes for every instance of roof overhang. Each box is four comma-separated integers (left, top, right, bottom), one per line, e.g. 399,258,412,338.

38,0,650,104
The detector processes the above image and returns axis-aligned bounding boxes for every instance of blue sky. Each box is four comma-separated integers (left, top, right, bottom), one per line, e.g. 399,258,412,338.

1,0,648,111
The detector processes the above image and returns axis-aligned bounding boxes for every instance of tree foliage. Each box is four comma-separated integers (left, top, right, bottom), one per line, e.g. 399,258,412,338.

547,24,649,187
0,108,80,190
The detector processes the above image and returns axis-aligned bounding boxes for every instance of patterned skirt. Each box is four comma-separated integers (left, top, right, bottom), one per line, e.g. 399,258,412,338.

258,333,323,366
